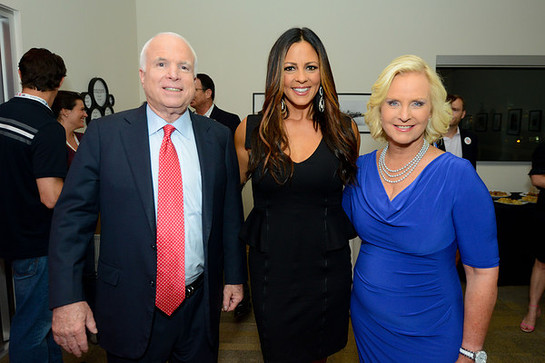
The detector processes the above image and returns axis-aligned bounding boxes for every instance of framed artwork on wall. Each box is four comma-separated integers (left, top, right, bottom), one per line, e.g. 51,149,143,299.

475,113,488,132
338,93,371,133
507,109,522,135
529,110,542,132
252,93,265,114
492,113,502,131
89,77,108,107
252,92,372,134
83,77,115,126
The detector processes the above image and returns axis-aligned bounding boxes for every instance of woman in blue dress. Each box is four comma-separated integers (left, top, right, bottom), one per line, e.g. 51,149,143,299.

343,55,499,363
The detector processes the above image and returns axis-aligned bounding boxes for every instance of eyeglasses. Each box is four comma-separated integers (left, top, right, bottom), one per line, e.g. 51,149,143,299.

195,88,205,91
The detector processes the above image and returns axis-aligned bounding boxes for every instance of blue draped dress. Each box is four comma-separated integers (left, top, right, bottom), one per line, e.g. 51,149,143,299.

342,151,499,362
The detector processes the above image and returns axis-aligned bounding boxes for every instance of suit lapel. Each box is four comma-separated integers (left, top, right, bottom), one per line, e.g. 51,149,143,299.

210,106,219,121
120,105,156,235
191,112,214,245
460,129,469,156
436,138,446,151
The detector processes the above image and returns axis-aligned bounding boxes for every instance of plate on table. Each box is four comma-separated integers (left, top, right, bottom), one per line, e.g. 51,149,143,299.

494,197,528,205
489,191,511,199
520,194,538,203
520,191,539,197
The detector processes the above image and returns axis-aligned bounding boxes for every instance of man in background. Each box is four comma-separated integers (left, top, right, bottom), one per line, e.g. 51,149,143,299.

191,73,240,134
437,94,478,169
191,72,250,318
0,48,66,362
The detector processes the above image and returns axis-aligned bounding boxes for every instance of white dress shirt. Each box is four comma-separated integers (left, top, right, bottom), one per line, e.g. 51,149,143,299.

443,127,463,158
203,104,214,118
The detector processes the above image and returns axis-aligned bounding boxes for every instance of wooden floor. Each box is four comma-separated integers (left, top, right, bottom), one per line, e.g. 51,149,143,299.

1,285,545,362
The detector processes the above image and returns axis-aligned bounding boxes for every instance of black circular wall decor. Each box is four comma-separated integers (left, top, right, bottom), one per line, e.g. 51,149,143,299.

89,108,103,121
83,77,115,125
89,77,108,107
82,92,93,109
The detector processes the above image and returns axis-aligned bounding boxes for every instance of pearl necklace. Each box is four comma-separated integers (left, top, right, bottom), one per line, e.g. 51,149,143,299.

378,141,429,184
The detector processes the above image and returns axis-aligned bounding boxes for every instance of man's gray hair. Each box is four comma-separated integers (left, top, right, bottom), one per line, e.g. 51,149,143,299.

139,32,198,76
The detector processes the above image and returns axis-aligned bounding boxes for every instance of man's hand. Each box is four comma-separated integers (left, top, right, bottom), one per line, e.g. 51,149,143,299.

52,301,97,357
222,284,243,312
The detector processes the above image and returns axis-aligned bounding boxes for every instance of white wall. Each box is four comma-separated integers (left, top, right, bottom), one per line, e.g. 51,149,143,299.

2,1,539,196
2,0,140,113
134,0,543,195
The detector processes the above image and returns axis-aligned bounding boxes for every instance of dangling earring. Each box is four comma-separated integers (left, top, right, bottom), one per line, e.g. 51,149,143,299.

281,98,286,112
318,86,325,113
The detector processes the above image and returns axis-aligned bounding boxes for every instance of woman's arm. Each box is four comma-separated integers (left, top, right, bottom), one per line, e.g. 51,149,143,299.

451,162,499,362
234,117,250,185
456,265,499,362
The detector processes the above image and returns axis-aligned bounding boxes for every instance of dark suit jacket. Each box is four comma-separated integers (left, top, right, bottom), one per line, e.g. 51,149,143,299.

437,128,478,169
49,104,245,358
210,105,240,134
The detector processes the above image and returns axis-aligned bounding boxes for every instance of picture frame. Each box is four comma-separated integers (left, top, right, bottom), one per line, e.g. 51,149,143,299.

88,77,109,107
475,113,488,132
252,92,372,133
492,113,502,131
338,93,371,133
507,109,522,135
460,114,472,130
252,93,265,114
529,110,542,132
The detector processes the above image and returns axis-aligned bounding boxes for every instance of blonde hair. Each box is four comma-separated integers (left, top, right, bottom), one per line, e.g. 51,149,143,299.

365,55,451,143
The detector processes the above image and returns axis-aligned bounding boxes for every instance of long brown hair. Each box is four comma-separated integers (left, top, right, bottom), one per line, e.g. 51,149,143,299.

248,27,358,185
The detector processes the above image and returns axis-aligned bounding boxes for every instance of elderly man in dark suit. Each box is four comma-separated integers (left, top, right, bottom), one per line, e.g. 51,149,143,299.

190,73,240,134
436,94,479,169
49,32,245,362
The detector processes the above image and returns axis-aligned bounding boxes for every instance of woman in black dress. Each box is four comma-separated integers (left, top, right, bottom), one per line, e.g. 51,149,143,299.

234,27,359,363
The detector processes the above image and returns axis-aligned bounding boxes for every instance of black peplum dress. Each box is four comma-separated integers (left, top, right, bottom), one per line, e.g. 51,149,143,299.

240,115,355,362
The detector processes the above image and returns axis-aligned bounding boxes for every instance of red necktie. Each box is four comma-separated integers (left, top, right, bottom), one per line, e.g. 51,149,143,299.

155,124,185,315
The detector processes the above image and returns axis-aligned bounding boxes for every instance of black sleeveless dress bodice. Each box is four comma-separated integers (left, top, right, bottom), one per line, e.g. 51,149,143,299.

240,116,354,362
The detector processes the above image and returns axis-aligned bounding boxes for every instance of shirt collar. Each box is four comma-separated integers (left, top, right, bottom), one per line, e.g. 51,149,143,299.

146,104,192,139
15,92,51,110
444,126,461,140
203,104,214,118
453,126,461,137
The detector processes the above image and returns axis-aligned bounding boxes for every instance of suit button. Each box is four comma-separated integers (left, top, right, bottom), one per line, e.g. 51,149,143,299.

150,281,155,287
151,244,156,250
